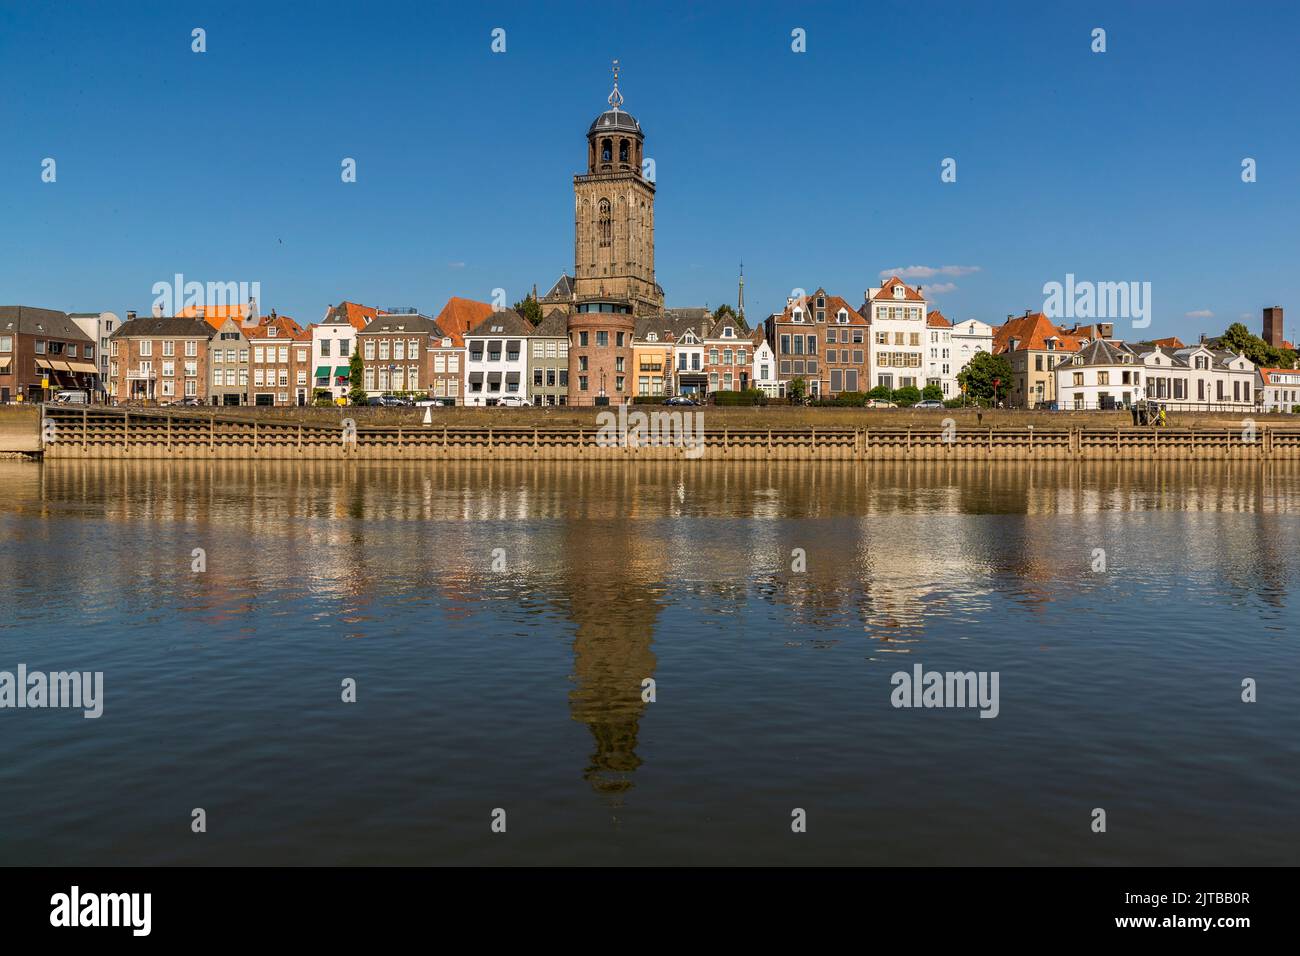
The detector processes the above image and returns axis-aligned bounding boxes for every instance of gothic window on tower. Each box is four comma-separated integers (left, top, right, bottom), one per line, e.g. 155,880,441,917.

601,139,612,163
598,200,612,247
619,139,629,163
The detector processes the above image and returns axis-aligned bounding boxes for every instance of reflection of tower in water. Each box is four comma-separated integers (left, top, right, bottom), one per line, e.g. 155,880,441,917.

557,515,665,796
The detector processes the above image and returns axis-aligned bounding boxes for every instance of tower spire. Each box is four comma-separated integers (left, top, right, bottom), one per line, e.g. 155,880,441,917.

608,59,623,110
738,261,745,319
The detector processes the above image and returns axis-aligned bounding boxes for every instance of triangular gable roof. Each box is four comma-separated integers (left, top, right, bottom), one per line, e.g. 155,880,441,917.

926,310,952,328
873,276,925,302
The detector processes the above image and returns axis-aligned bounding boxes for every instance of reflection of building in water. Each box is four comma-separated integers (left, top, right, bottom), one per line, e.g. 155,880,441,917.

554,517,665,796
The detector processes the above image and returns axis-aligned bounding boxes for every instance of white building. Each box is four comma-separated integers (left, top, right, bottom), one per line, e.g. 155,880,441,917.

924,310,956,398
68,311,119,397
1258,367,1300,413
751,330,779,397
311,302,382,402
862,276,927,392
1056,339,1257,410
950,317,994,373
464,309,532,406
672,325,706,398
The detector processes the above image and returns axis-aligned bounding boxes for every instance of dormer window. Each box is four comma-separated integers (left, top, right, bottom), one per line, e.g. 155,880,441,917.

647,332,658,342
1046,338,1057,351
722,326,734,338
267,328,277,337
792,308,803,323
893,285,905,300
837,309,848,324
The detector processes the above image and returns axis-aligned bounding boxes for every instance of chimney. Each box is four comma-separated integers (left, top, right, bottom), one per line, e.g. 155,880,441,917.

1200,332,1207,344
127,310,137,320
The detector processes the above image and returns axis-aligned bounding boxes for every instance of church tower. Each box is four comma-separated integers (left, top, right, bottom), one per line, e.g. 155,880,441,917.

571,62,663,316
566,62,659,405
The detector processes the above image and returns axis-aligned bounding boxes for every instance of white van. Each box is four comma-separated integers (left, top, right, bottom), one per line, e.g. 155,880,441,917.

52,390,89,405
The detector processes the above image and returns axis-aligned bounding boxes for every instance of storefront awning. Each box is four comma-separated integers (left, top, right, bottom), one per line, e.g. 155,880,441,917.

68,361,98,374
48,359,72,372
487,371,503,384
468,371,484,384
314,366,331,379
334,367,349,380
35,358,52,369
505,371,521,383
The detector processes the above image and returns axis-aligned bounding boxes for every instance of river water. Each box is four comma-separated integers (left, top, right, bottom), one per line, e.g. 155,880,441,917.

1,459,1296,865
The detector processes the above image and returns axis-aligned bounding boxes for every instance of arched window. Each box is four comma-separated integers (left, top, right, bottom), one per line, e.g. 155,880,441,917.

598,199,612,247
619,139,629,163
601,139,612,163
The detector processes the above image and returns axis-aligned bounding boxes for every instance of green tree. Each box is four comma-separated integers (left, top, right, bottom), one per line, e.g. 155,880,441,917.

957,351,1015,404
787,377,807,401
891,385,921,406
1219,321,1293,367
347,351,367,405
712,303,737,323
867,384,893,401
921,383,943,401
514,295,543,326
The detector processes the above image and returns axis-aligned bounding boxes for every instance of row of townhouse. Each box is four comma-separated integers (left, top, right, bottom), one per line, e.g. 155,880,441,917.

761,279,996,400
1055,338,1258,410
993,310,1268,411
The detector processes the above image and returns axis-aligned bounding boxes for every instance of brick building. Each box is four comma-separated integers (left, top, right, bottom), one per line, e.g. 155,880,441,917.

245,312,306,406
0,306,98,403
703,313,752,393
357,312,439,396
108,315,213,403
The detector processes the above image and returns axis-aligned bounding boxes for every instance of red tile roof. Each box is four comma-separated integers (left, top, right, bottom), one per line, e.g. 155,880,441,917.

1259,367,1300,384
926,310,952,328
875,276,925,302
244,314,304,339
993,312,1081,353
177,302,257,330
434,297,493,347
332,301,380,331
1150,336,1185,349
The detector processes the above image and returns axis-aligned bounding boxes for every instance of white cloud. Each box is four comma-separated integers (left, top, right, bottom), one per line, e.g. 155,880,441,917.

1185,309,1214,319
919,282,958,295
880,265,981,280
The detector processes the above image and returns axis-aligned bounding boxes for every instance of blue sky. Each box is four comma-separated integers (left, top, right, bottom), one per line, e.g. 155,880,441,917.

2,0,1298,341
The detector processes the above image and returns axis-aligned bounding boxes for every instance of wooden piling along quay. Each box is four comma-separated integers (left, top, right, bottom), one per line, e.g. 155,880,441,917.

32,407,1300,461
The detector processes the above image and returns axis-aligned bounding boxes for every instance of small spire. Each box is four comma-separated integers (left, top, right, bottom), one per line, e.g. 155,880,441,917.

608,59,623,110
738,261,746,318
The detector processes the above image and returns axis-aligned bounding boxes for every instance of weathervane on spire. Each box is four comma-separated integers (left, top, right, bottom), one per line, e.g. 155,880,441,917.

608,59,623,110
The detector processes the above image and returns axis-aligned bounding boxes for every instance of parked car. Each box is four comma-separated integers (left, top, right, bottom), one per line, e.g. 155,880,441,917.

166,396,203,407
365,395,402,407
414,397,455,407
51,390,89,405
494,395,530,407
663,396,698,406
913,399,946,409
864,399,897,409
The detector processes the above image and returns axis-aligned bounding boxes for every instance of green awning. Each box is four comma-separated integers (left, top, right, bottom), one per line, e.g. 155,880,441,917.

334,367,349,380
314,366,330,378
